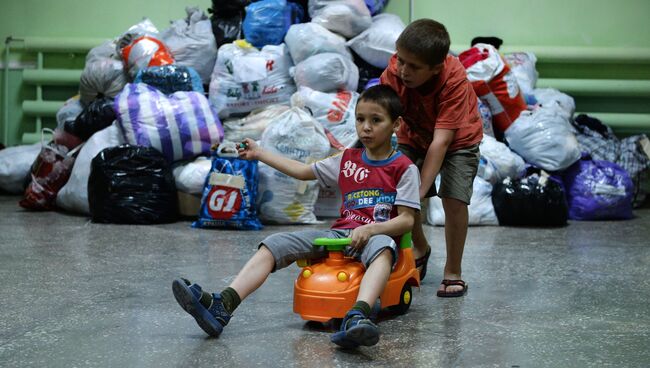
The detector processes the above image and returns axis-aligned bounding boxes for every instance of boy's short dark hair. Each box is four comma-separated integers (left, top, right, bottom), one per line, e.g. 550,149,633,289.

358,84,403,121
396,19,450,67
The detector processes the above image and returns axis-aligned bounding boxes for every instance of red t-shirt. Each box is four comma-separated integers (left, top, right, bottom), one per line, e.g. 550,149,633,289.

311,148,421,230
380,54,483,153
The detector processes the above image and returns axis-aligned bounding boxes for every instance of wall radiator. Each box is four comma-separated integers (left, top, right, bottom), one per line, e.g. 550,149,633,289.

3,37,650,145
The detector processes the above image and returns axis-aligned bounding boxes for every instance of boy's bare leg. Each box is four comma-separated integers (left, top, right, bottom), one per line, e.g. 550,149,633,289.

411,211,431,260
229,245,276,300
440,197,468,293
356,249,392,307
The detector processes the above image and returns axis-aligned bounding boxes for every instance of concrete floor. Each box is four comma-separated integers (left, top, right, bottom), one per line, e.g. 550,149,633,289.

0,194,649,368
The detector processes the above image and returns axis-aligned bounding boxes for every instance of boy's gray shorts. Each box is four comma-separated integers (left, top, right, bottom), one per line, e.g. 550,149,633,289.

260,229,398,272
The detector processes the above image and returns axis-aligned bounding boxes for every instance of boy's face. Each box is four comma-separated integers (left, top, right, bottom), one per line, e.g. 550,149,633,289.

395,47,444,89
355,100,399,151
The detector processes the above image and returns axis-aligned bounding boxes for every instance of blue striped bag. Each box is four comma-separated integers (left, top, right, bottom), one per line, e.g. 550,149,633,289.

114,83,224,162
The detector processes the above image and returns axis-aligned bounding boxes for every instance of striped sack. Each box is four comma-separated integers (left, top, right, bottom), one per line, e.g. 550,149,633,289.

115,83,224,162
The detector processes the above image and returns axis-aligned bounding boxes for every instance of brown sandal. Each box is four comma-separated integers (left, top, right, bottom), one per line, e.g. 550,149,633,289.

436,279,468,297
414,247,431,281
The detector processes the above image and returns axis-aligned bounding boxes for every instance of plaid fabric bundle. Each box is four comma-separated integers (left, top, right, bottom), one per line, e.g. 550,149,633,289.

572,114,650,206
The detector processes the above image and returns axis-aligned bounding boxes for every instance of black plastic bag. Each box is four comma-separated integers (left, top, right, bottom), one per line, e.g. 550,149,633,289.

492,173,568,227
209,0,250,47
89,145,179,224
352,51,384,93
65,97,116,141
134,65,204,95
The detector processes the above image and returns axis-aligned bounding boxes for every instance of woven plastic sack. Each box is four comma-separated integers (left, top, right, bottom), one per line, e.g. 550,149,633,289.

193,142,263,230
346,13,405,69
459,43,527,134
258,107,330,223
115,83,224,163
284,22,351,64
562,155,634,220
209,41,296,119
161,7,218,84
308,0,372,39
292,52,359,92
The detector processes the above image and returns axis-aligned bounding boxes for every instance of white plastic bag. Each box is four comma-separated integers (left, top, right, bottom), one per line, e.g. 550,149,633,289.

56,123,125,214
56,97,85,129
478,135,526,184
258,107,330,223
290,86,358,148
477,98,495,138
292,52,359,92
533,88,576,121
346,13,405,69
309,0,372,39
0,143,41,194
222,104,291,142
209,41,296,119
284,22,352,64
427,176,498,226
80,41,128,104
161,7,218,84
505,106,581,172
504,52,538,97
172,156,212,194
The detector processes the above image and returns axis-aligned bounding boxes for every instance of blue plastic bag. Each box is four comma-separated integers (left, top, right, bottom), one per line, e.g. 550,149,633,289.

134,65,204,95
562,154,634,220
193,142,263,230
365,0,389,15
243,0,303,49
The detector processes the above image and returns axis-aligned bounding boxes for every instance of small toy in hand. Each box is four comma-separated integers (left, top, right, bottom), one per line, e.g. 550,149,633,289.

239,141,249,150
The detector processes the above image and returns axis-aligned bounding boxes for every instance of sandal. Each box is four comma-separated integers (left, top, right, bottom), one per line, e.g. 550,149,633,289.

414,246,431,281
436,279,468,297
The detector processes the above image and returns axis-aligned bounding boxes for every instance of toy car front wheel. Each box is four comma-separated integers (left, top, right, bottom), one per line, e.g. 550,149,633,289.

389,283,412,315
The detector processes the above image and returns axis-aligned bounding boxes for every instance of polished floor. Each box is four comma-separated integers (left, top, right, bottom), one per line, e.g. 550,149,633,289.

0,194,649,367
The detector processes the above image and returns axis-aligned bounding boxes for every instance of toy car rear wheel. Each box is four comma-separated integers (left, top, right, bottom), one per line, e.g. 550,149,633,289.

389,283,412,315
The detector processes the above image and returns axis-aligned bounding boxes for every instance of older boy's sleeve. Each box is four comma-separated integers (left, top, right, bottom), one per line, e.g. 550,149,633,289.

394,164,421,211
311,153,343,188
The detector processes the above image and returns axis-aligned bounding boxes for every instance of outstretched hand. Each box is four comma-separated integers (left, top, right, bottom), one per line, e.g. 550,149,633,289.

237,138,260,160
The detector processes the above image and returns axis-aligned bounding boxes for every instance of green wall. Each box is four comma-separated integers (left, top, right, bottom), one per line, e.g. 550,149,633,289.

384,0,650,49
1,0,649,146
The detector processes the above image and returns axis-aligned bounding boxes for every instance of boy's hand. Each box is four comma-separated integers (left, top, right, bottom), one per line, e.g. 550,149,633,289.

350,225,373,251
237,138,259,160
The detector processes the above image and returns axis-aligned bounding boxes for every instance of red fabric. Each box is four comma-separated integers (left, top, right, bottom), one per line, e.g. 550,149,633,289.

121,36,175,69
331,148,412,230
469,67,527,133
20,143,77,210
458,47,490,69
380,54,483,153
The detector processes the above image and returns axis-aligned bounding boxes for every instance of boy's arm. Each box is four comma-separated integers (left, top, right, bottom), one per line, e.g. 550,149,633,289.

419,128,455,199
349,206,416,250
238,138,316,181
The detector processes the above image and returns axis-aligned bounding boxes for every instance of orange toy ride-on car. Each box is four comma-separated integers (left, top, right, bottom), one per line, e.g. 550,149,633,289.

293,233,420,322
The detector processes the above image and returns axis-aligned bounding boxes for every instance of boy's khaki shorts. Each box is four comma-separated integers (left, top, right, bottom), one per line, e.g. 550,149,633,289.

398,143,480,205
